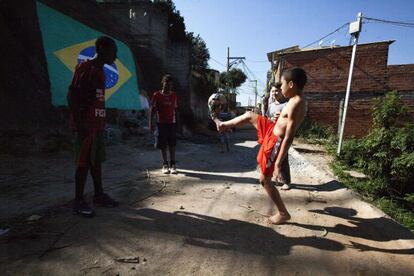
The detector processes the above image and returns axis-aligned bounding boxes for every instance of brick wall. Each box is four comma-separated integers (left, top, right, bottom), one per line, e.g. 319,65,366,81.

282,42,391,93
306,93,375,137
271,41,414,137
388,64,414,91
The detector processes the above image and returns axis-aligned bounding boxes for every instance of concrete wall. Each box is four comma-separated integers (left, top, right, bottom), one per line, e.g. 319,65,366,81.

165,43,191,106
0,0,192,131
0,0,52,128
99,1,192,116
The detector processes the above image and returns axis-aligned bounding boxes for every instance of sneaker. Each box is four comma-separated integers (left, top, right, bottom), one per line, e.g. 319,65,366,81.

73,200,95,218
162,164,170,174
93,193,119,207
170,164,177,174
280,183,291,191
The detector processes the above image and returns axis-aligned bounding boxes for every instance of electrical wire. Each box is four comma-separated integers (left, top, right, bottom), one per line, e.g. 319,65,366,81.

240,60,266,87
363,16,414,28
246,58,269,63
210,57,227,68
301,22,350,49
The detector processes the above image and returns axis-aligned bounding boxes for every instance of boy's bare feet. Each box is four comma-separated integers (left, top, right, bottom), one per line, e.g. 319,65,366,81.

267,212,291,225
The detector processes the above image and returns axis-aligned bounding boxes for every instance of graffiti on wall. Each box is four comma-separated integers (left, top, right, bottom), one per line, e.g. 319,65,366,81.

36,1,142,110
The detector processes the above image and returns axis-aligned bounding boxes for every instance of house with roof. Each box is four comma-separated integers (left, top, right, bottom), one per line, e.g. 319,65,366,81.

267,41,414,137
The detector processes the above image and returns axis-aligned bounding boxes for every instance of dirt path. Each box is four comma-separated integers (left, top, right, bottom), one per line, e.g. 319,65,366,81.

1,129,413,275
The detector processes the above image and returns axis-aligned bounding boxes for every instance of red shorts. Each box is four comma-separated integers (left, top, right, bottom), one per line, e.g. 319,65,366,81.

256,115,282,177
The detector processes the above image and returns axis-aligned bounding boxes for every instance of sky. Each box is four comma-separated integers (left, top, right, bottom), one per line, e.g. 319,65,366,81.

173,0,414,106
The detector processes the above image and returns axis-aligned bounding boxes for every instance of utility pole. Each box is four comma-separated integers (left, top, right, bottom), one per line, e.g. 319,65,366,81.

250,80,258,110
337,12,362,156
227,47,230,74
226,47,245,93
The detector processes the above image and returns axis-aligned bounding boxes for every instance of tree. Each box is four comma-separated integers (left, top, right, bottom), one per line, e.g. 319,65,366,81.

187,32,210,70
153,0,187,42
219,68,247,92
192,69,219,99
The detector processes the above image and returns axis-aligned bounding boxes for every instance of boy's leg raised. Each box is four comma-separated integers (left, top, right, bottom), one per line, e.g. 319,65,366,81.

217,111,259,131
259,174,291,224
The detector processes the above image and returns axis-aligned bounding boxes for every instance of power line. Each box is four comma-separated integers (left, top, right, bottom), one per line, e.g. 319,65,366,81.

245,58,269,63
210,57,227,68
240,60,266,87
363,16,414,28
302,22,350,49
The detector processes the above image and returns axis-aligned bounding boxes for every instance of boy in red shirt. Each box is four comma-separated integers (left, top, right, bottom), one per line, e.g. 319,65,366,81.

149,74,178,174
67,36,119,218
214,68,307,225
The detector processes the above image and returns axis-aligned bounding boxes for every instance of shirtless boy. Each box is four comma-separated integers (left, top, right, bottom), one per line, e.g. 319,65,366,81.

214,68,307,224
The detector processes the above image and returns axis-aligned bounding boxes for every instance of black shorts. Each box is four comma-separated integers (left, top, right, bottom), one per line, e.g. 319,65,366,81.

157,123,176,149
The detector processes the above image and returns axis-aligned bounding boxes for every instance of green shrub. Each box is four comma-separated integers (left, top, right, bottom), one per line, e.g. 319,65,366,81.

340,139,364,167
327,91,414,231
296,116,336,142
375,197,414,231
338,91,414,196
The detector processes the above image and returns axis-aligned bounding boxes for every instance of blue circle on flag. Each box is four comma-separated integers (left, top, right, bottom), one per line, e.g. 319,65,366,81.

78,46,119,89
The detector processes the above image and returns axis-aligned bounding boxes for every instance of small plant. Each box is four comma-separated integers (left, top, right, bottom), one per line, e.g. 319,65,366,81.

296,116,336,143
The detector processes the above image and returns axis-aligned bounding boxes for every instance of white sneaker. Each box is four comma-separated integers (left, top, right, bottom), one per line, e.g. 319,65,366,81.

162,165,170,174
281,183,291,190
170,165,177,174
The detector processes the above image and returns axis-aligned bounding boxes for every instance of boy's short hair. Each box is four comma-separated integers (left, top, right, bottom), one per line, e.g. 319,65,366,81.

161,74,173,85
282,68,307,91
95,36,116,50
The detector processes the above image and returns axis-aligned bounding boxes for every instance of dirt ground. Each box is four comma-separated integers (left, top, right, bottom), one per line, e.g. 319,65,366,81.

1,128,413,276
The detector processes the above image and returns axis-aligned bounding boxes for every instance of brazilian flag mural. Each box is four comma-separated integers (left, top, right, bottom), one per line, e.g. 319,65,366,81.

36,1,141,110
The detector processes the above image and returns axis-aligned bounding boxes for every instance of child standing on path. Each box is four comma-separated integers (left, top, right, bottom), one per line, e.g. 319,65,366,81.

68,36,119,218
149,74,178,174
264,82,292,190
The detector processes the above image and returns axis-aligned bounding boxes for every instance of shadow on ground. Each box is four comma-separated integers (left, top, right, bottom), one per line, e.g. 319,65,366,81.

123,208,345,256
290,180,344,192
288,207,414,255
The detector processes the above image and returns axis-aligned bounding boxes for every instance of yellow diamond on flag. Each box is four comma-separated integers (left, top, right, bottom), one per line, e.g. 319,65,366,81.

54,39,132,100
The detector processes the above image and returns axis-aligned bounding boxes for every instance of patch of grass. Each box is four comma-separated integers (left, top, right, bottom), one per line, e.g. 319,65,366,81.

330,159,414,233
375,197,414,232
330,161,372,199
296,118,337,145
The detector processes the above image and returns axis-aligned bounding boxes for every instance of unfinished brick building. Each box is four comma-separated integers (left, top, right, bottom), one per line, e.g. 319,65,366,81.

267,41,414,137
